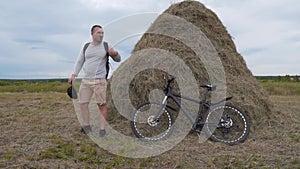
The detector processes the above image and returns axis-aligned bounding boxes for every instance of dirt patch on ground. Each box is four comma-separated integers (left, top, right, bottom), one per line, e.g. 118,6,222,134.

0,92,299,168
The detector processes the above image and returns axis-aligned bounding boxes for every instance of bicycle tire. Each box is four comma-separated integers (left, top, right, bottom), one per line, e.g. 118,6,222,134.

203,104,250,145
131,102,173,141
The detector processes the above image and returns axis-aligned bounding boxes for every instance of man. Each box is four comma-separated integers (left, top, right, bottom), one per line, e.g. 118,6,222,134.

68,25,121,137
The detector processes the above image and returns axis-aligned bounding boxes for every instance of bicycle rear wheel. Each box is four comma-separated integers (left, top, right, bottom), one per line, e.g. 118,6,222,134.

131,102,173,141
204,104,250,145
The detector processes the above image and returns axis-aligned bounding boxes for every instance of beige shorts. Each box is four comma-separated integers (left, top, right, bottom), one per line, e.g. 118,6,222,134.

78,78,107,105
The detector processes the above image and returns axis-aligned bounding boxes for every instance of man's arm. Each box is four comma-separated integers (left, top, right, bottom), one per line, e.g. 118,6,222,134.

68,49,85,83
108,49,121,62
73,52,85,75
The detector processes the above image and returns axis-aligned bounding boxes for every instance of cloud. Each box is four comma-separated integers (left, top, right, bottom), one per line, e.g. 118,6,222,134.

14,39,45,44
80,0,171,12
0,0,168,79
0,0,299,78
252,63,300,76
200,0,300,75
4,70,72,79
104,13,159,45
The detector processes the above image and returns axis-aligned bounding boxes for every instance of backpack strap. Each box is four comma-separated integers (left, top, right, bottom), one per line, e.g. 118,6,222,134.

103,41,109,55
83,42,90,55
103,41,110,79
82,42,90,62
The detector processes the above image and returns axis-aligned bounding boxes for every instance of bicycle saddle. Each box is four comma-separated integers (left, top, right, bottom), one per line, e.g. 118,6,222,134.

200,84,217,91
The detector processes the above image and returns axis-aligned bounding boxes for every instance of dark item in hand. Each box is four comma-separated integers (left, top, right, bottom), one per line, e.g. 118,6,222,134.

67,85,78,99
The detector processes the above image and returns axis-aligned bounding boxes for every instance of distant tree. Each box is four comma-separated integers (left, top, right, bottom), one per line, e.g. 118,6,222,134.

285,74,290,81
277,75,282,81
295,75,299,82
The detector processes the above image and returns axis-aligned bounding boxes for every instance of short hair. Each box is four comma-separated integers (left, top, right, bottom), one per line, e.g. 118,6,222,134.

91,25,102,34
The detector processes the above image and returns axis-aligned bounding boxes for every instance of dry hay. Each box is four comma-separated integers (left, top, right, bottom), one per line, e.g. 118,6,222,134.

108,0,273,129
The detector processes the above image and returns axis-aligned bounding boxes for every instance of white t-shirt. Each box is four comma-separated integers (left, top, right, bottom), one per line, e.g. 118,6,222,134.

73,41,120,79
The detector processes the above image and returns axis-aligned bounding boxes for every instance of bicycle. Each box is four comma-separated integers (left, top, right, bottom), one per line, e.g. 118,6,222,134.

131,76,250,145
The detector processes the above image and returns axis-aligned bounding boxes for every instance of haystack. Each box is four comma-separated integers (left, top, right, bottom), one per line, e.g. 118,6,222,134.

109,0,273,128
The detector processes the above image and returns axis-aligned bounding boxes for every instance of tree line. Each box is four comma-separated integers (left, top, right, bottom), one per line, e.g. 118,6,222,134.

256,75,300,82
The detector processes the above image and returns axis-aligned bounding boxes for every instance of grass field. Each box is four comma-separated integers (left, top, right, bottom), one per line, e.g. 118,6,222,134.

1,79,299,95
0,80,299,168
0,80,68,93
260,80,300,96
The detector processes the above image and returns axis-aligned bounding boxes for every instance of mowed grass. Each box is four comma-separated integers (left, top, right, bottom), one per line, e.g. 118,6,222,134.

0,80,69,93
259,80,300,95
0,79,299,168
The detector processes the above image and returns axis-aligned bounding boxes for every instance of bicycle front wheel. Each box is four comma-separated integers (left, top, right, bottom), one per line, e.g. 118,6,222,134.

204,104,250,145
131,102,173,141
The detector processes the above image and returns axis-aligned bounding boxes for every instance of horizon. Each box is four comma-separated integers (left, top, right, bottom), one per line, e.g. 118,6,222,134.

0,74,299,80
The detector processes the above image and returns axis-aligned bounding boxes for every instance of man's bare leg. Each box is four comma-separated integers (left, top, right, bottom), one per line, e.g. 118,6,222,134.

98,104,108,130
80,103,90,126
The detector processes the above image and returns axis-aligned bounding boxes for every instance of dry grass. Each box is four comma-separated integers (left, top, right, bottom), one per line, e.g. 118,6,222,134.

0,91,299,168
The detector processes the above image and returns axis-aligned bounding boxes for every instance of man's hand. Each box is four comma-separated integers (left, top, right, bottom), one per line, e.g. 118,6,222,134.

68,74,77,84
108,49,118,57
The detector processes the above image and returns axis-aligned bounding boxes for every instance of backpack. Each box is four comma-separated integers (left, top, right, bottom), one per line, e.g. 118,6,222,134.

83,42,110,79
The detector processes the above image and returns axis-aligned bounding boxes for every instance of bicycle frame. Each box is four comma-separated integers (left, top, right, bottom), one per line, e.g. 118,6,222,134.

153,80,230,126
165,90,208,124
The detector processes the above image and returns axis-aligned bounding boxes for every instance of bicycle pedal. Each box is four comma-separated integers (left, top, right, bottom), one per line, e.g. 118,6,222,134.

196,133,207,143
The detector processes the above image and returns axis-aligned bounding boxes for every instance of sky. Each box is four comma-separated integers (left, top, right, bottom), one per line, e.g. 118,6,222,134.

0,0,299,79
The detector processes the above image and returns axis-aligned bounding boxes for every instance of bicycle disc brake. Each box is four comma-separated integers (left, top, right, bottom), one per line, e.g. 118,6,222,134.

147,115,159,127
220,116,233,128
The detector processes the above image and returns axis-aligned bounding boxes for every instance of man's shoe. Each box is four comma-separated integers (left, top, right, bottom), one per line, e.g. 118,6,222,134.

81,125,92,134
99,129,106,137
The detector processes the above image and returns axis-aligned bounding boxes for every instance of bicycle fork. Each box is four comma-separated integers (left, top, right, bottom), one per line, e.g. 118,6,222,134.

149,96,168,124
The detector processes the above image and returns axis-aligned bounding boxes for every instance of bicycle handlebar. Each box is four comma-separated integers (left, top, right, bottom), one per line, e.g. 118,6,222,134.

166,76,217,92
